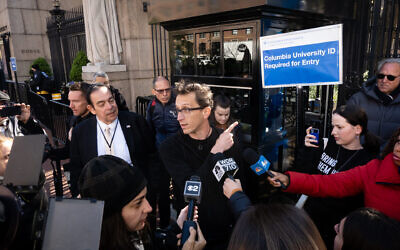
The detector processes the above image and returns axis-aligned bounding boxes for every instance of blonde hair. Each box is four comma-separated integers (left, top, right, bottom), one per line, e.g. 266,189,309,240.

0,135,13,149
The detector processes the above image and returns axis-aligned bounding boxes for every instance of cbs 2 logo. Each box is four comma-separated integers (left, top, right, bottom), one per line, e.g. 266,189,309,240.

187,185,199,192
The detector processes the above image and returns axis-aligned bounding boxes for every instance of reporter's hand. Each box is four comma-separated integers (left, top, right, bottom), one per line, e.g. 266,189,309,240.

267,170,289,188
304,126,319,148
177,205,198,229
211,121,238,154
16,103,31,124
182,222,206,250
223,178,242,199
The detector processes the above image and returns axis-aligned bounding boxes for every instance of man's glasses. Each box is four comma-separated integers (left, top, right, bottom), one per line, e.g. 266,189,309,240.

176,107,203,115
154,88,171,94
377,74,400,81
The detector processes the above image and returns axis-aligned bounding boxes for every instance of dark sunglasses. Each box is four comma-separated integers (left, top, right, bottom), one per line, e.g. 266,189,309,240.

377,74,400,81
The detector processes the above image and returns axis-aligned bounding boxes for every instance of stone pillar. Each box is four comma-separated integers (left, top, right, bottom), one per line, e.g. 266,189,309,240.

114,0,155,110
81,0,157,111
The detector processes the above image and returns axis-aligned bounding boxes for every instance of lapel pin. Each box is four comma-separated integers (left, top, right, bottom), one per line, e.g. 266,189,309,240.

126,125,131,128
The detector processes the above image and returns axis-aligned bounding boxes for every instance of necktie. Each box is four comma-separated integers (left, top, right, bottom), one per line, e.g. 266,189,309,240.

104,126,113,155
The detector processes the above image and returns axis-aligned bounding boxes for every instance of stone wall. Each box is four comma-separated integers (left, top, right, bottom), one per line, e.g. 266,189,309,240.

81,0,156,110
1,0,82,81
116,0,154,109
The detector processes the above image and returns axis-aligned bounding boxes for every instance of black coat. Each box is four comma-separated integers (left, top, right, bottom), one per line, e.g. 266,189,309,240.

159,127,247,249
347,77,400,146
69,111,158,196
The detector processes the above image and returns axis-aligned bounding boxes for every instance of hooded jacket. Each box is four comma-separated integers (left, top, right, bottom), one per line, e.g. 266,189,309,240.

347,77,400,145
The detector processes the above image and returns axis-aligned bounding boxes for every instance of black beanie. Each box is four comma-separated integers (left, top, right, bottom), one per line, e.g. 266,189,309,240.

78,155,147,218
31,64,40,70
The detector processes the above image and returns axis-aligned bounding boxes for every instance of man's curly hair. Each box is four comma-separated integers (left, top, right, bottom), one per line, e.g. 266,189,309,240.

175,80,213,108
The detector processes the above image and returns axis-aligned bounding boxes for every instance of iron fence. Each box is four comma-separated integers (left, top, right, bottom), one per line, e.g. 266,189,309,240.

6,81,72,144
339,0,400,104
47,6,85,84
49,100,72,144
136,96,153,118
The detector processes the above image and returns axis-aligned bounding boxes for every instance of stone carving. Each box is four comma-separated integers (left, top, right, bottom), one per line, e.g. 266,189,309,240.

83,0,123,65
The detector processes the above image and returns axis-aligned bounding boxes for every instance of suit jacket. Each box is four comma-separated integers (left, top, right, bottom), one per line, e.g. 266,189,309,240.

69,111,157,196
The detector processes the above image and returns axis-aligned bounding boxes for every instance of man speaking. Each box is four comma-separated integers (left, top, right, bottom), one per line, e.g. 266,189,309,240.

159,81,247,250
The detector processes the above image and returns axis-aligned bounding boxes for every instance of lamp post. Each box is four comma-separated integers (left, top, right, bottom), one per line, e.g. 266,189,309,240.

49,0,68,84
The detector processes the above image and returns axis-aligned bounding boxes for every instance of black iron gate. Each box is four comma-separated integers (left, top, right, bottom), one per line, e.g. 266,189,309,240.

339,0,400,104
47,5,85,84
151,24,169,78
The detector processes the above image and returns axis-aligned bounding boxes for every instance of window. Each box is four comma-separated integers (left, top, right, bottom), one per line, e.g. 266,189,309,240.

172,34,194,75
186,34,194,40
170,25,255,78
223,28,253,77
198,43,206,54
195,32,221,76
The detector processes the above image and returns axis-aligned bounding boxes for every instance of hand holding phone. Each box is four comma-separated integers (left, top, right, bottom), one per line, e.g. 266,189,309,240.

0,106,22,117
305,126,319,148
310,128,319,145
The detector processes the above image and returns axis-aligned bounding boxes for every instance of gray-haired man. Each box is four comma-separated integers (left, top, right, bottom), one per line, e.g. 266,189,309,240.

92,71,129,111
347,58,400,146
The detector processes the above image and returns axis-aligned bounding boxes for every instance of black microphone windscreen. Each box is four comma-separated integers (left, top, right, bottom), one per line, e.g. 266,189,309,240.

242,148,259,165
189,175,201,182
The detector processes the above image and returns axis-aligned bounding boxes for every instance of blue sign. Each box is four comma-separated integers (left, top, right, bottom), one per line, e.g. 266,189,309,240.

10,57,17,71
262,41,339,87
260,24,343,88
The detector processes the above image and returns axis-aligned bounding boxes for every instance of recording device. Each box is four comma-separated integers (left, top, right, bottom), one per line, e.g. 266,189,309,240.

41,198,104,250
0,106,21,117
1,135,104,249
212,157,239,182
310,128,319,145
181,175,202,246
242,148,287,189
4,134,46,189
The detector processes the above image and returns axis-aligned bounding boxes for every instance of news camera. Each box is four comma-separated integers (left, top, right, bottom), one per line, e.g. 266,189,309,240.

0,135,105,250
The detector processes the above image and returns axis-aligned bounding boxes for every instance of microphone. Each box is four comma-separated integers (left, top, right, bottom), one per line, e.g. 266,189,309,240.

181,175,202,246
242,148,287,189
212,157,239,182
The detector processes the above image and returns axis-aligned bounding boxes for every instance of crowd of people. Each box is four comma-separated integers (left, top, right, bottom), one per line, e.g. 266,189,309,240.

0,57,400,250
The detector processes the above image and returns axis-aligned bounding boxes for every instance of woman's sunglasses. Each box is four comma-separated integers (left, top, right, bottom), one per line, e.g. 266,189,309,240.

377,74,400,81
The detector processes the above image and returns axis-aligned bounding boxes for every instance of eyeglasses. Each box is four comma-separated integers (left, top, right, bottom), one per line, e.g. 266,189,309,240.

377,74,400,81
176,107,204,115
154,88,171,94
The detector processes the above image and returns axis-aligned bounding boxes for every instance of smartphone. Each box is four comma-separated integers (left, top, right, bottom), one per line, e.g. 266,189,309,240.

310,128,319,145
0,106,22,117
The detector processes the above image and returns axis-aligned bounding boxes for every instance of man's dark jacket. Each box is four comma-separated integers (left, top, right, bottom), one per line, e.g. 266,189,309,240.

146,95,180,148
159,127,248,249
69,111,158,195
110,85,129,111
347,77,400,145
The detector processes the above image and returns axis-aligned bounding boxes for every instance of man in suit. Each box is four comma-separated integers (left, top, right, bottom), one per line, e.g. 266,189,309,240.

69,83,157,196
